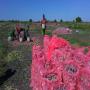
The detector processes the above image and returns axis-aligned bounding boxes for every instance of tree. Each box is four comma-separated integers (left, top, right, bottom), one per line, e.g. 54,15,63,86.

60,19,63,23
73,20,75,23
29,19,33,24
75,17,82,23
54,19,57,23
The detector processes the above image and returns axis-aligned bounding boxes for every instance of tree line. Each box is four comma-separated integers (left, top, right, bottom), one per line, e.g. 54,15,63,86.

0,17,83,23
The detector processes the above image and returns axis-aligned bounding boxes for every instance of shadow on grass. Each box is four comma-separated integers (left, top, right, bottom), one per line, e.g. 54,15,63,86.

0,69,16,86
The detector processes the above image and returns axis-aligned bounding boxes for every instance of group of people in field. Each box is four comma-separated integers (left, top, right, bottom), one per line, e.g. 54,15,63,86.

15,14,46,36
8,14,47,42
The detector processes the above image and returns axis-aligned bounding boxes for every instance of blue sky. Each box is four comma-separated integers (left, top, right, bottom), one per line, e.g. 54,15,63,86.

0,0,90,21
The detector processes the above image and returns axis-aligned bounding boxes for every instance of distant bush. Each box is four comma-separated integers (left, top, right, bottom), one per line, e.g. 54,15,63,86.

54,19,57,23
75,17,82,23
29,19,33,24
60,19,63,23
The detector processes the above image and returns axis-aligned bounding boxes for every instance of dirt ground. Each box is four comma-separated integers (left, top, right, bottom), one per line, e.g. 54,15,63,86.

0,25,43,90
0,22,90,90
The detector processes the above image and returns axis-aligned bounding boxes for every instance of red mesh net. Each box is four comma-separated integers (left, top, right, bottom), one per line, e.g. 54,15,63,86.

30,35,90,90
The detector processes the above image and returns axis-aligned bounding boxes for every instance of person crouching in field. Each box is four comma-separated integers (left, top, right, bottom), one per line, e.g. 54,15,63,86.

15,23,21,39
15,23,25,42
41,14,47,35
8,24,20,41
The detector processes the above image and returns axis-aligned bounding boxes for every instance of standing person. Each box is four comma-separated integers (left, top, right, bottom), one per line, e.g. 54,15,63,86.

26,24,30,42
41,14,47,35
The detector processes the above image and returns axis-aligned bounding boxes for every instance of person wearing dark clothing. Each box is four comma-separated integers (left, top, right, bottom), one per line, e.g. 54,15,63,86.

41,14,47,35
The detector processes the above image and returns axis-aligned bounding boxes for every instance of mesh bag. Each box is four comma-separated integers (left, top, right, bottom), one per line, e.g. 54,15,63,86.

30,35,90,90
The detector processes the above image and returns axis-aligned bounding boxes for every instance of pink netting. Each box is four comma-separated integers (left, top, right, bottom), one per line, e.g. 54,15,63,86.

30,35,90,90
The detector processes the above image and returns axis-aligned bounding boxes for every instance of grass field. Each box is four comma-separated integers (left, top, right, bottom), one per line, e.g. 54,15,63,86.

57,22,90,46
0,21,90,90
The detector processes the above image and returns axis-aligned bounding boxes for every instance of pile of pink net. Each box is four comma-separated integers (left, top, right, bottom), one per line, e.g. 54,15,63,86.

30,35,90,90
52,27,72,35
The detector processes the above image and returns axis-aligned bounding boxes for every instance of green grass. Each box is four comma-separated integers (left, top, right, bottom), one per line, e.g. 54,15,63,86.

0,21,90,77
59,34,90,46
79,42,90,46
59,35,79,44
47,26,56,30
63,22,90,30
57,22,90,46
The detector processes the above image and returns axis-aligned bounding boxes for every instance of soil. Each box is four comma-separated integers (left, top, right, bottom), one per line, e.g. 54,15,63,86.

0,28,42,90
